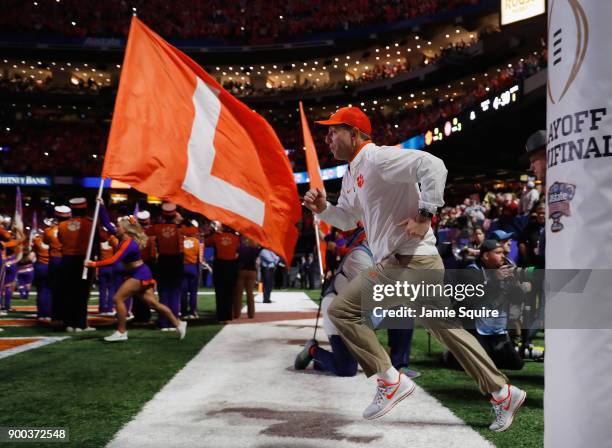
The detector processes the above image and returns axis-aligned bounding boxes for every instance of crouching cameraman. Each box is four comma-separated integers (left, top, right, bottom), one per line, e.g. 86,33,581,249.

463,240,526,370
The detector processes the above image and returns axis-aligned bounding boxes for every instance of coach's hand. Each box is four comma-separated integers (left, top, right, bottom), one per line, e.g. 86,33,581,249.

303,188,327,214
397,215,430,239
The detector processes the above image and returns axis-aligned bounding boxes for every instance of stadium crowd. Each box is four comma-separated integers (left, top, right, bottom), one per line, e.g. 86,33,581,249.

222,38,479,97
0,48,546,176
0,49,546,176
1,0,480,44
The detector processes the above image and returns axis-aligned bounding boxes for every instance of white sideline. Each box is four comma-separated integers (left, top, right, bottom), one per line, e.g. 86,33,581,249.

0,337,70,359
108,292,493,448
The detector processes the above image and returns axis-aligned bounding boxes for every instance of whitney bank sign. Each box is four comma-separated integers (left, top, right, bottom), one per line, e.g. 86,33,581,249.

0,175,52,186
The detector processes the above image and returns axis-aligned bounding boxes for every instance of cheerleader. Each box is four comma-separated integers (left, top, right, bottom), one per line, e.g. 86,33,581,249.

85,201,187,342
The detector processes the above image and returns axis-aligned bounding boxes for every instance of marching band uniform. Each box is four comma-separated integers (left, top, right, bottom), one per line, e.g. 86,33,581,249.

58,198,94,331
16,248,34,300
151,203,183,328
45,206,70,322
206,228,239,322
32,228,51,319
181,226,201,318
133,210,156,322
0,227,20,312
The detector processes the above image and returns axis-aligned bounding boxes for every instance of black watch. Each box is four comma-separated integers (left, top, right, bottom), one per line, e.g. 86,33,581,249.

418,208,434,219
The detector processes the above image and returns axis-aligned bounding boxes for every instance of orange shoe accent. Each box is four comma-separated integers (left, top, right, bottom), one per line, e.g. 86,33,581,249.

502,385,513,411
491,384,512,406
385,382,401,400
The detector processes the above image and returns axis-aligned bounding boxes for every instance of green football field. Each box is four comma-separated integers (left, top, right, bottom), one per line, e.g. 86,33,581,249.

0,289,543,448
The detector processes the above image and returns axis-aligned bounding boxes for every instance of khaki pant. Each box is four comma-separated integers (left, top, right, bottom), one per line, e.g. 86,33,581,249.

328,254,508,394
233,269,257,319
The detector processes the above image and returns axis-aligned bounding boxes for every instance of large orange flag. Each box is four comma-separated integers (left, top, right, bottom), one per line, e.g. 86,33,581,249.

299,102,330,270
103,17,301,262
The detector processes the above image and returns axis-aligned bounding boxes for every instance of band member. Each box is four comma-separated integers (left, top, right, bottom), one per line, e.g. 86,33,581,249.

58,198,94,332
16,244,35,300
133,210,156,322
151,203,184,329
206,224,239,322
32,220,52,320
0,219,24,314
181,220,201,319
44,205,70,323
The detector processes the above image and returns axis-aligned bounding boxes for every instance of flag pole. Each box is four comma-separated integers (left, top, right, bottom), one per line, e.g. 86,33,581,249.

312,216,325,287
311,214,327,341
81,177,106,279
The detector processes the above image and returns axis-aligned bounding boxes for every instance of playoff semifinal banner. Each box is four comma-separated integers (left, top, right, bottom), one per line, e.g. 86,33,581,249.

546,1,612,447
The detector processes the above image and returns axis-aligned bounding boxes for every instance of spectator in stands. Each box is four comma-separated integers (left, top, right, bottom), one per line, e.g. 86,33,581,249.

0,0,478,45
519,180,540,215
518,203,545,268
459,225,485,266
487,202,524,239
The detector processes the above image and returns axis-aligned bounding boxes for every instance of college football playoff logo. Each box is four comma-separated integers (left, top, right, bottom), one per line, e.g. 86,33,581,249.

548,182,576,232
547,0,589,104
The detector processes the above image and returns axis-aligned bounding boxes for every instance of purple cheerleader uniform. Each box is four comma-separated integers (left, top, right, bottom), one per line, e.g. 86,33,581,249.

95,204,155,288
91,238,156,288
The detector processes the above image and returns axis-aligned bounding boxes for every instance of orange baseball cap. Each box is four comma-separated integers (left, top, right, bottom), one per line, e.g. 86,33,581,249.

315,107,372,136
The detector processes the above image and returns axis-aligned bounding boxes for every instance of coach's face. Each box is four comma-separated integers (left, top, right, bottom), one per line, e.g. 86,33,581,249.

325,125,354,161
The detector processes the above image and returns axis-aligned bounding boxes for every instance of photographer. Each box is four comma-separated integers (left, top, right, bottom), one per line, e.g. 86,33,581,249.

466,240,525,370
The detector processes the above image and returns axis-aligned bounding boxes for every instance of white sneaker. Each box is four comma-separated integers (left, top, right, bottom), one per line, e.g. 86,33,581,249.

363,373,416,420
82,326,97,332
161,327,176,332
126,313,134,321
66,326,75,332
177,321,187,340
104,331,128,342
489,385,527,432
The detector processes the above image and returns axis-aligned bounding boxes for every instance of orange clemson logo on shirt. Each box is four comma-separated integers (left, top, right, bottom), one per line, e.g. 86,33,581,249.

67,221,81,232
161,227,176,238
356,174,364,188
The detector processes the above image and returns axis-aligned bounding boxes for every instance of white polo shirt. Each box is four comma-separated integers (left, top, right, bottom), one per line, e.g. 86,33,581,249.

318,142,447,262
